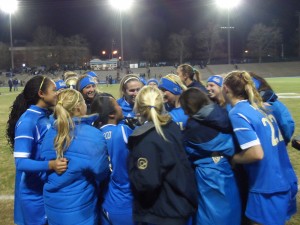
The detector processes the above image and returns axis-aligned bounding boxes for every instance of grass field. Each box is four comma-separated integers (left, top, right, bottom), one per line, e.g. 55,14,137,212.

0,78,300,224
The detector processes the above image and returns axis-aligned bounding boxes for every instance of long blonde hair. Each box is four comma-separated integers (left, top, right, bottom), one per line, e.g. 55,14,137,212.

223,71,265,110
178,64,204,84
54,89,84,158
163,73,187,91
134,86,171,141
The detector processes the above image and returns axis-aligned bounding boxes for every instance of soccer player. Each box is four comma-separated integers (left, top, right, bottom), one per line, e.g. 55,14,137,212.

177,64,207,92
180,87,241,225
6,76,68,225
91,94,135,225
158,74,188,130
222,71,291,225
40,89,110,225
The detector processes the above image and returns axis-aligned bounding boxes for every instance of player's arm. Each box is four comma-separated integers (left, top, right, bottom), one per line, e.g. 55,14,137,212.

232,144,264,164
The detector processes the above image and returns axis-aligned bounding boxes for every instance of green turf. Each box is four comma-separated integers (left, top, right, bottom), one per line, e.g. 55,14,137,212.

0,79,299,224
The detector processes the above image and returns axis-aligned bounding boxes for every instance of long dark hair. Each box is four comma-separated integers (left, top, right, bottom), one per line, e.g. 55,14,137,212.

90,93,115,128
6,76,52,149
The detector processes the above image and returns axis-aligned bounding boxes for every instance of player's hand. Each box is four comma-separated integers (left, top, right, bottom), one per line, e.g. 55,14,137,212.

49,158,68,174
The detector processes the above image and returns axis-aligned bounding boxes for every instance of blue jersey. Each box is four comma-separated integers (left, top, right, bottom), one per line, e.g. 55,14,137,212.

117,97,135,118
100,124,135,225
41,116,110,225
229,100,289,193
169,107,188,131
100,124,134,211
14,105,51,225
268,100,295,144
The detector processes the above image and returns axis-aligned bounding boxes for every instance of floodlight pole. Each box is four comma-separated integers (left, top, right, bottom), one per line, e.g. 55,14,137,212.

119,10,124,64
9,13,14,70
227,8,231,65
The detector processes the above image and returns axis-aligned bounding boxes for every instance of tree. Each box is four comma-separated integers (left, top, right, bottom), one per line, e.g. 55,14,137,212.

167,29,192,64
0,42,10,69
32,26,57,46
195,22,224,64
247,23,282,63
142,38,161,63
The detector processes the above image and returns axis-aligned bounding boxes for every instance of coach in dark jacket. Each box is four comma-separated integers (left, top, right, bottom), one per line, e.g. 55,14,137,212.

128,120,198,225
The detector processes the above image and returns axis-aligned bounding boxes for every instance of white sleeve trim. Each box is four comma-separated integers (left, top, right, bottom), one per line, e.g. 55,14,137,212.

15,135,34,140
234,127,249,132
121,126,128,144
14,152,30,158
240,139,261,150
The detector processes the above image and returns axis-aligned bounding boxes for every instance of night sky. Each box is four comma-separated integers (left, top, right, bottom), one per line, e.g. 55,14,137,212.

0,0,300,58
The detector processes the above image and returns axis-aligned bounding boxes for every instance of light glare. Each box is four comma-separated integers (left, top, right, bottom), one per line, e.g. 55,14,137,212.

0,0,18,14
216,0,241,9
109,0,133,11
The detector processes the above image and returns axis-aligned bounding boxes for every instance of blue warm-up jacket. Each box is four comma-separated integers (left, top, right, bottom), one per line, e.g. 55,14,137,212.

41,115,110,225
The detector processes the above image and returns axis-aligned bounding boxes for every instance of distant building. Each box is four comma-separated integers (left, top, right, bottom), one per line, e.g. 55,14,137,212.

89,58,119,71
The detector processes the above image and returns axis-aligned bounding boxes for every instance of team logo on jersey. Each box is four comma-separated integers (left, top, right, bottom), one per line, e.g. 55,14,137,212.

137,158,148,170
212,152,223,164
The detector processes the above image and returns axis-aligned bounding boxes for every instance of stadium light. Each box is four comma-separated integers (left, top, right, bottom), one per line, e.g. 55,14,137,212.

216,0,241,64
0,0,18,71
109,0,134,65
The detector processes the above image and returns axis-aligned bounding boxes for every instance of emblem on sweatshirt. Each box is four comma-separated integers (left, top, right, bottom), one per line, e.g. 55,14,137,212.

137,158,148,170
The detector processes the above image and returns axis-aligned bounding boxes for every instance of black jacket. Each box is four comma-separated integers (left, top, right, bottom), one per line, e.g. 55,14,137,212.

128,121,198,225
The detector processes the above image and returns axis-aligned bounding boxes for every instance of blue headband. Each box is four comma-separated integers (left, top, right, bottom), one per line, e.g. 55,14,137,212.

147,79,159,86
251,77,261,90
79,76,96,91
158,78,182,95
207,75,223,87
55,80,67,91
87,71,97,77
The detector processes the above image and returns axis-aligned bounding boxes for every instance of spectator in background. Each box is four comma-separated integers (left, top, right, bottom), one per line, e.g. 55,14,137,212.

13,78,18,91
8,78,13,92
177,64,207,93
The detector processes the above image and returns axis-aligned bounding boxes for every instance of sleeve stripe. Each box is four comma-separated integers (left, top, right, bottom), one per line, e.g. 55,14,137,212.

240,139,261,150
234,127,250,132
14,152,30,158
121,126,128,144
15,135,34,140
237,113,251,123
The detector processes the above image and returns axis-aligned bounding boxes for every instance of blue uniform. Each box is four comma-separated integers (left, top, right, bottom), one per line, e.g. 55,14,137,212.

169,107,188,131
229,100,290,225
100,124,135,225
183,103,241,225
117,97,135,118
41,115,110,225
262,90,295,144
14,105,51,225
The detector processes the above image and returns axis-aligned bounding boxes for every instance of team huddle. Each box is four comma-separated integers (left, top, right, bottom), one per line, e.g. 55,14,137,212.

6,64,298,225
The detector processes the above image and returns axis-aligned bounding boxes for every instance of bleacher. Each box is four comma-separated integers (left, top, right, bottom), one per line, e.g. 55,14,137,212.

1,62,299,87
